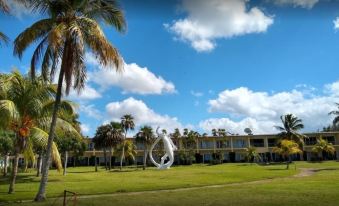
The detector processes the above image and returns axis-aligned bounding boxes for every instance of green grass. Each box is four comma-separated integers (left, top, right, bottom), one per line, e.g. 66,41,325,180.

2,161,339,206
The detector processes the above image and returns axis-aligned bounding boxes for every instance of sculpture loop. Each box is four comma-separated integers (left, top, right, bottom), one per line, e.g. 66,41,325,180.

149,127,177,169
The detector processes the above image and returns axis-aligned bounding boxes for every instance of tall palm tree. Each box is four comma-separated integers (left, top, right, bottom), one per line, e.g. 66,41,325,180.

329,103,339,127
0,0,9,46
116,140,137,166
273,140,302,169
135,126,155,170
108,122,123,170
312,137,336,161
13,0,126,201
275,114,305,147
120,114,135,170
245,147,261,163
0,71,78,193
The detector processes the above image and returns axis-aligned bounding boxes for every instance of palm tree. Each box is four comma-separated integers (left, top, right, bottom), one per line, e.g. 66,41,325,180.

329,103,339,128
108,122,123,170
116,140,137,166
0,71,78,193
211,129,217,137
312,137,336,161
0,130,14,176
275,114,306,147
120,115,135,170
135,126,155,170
13,0,126,201
245,147,261,163
0,0,9,46
273,140,302,169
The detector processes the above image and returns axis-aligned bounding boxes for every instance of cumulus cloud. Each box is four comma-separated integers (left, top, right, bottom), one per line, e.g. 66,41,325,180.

199,117,277,135
80,124,90,135
334,17,339,31
105,97,184,132
274,0,319,9
79,104,102,120
165,0,274,52
203,82,339,134
6,1,33,19
68,85,102,100
86,53,176,95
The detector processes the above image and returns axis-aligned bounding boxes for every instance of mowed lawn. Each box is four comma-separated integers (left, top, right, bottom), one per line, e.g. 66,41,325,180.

1,161,339,206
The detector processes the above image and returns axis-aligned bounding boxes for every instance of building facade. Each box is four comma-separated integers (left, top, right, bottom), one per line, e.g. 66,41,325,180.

79,131,339,166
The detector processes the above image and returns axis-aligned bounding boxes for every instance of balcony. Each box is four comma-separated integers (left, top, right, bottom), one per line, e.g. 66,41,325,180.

250,139,265,147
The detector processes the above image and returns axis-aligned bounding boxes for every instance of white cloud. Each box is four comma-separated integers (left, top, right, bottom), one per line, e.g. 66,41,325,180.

334,17,339,31
199,117,277,135
274,0,319,9
80,124,90,135
79,104,102,120
204,83,339,134
191,90,204,97
7,1,33,19
105,97,184,132
68,85,102,100
166,0,274,52
86,53,176,95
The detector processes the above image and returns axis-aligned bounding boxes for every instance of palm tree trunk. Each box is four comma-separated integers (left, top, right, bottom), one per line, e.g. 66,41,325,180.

143,149,147,170
34,64,65,202
120,133,126,170
103,148,107,170
36,153,42,177
95,155,98,172
109,147,112,170
63,151,68,176
8,153,19,194
3,154,8,176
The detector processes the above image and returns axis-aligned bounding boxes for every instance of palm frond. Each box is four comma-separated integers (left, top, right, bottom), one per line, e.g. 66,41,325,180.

0,31,9,45
0,100,20,128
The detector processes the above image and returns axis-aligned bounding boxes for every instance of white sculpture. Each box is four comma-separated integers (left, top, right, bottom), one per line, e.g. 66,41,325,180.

149,127,177,169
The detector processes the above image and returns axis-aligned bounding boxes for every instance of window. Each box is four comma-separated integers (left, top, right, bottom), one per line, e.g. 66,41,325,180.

304,137,317,145
233,139,246,148
216,140,230,148
200,141,214,149
268,138,276,147
323,136,335,144
250,139,264,147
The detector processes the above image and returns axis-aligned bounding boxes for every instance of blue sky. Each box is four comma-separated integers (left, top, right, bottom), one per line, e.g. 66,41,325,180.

1,0,339,136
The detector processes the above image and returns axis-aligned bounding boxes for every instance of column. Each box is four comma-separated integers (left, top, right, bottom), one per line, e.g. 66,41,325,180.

230,137,234,152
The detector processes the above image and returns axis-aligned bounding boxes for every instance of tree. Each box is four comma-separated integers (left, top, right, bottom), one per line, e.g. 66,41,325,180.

0,0,9,46
0,130,14,176
275,114,306,148
13,0,126,201
312,137,335,161
273,140,302,169
245,147,261,163
116,140,137,166
135,126,155,170
329,103,339,128
120,115,135,170
0,71,78,193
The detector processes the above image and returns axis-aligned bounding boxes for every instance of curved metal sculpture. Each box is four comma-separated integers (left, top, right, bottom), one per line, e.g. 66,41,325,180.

149,127,177,169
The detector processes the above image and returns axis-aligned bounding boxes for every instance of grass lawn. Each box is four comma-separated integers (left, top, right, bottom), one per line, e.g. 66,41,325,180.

1,161,339,205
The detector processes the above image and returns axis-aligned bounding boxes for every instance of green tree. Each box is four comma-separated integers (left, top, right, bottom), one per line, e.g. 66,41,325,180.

135,126,155,170
116,140,137,166
275,114,306,147
273,140,302,169
245,147,261,163
0,0,9,46
0,130,14,176
13,0,126,201
329,103,339,128
312,137,336,161
120,114,135,170
0,71,78,193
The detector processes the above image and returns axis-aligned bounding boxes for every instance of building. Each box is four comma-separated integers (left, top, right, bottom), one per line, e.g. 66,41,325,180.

78,131,339,166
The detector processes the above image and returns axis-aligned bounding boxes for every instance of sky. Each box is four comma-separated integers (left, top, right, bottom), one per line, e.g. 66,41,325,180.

1,0,339,137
